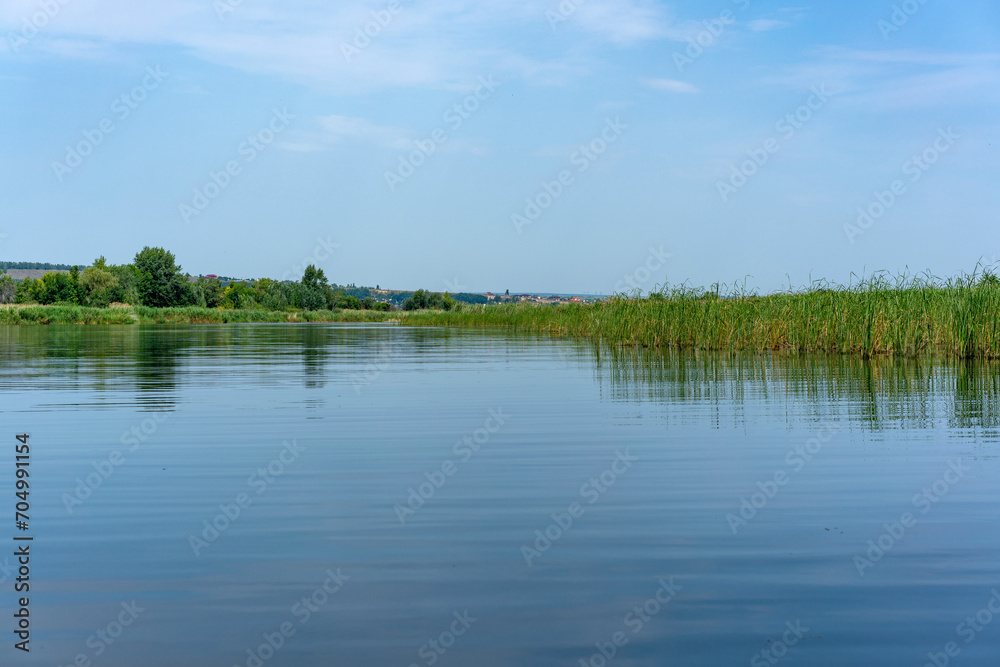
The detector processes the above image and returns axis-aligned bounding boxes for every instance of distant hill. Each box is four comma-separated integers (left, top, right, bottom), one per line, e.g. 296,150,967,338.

3,269,70,280
1,261,80,272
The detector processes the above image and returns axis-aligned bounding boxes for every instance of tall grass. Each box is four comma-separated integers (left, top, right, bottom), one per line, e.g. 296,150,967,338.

0,305,397,326
392,269,1000,358
584,270,1000,359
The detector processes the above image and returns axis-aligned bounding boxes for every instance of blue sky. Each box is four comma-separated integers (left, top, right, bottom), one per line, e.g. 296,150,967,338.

1,0,998,294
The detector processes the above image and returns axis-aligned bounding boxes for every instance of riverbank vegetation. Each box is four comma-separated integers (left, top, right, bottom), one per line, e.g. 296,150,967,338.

0,247,399,312
415,270,1000,358
4,264,1000,359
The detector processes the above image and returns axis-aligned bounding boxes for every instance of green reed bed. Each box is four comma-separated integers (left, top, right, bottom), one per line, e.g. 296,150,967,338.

0,305,138,325
389,271,1000,358
0,305,398,326
588,272,1000,358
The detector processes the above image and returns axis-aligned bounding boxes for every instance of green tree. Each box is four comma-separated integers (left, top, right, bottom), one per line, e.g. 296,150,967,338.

16,278,42,304
299,286,326,311
106,263,141,305
221,282,259,309
80,266,119,307
196,276,225,308
38,272,79,304
133,247,188,307
301,265,327,290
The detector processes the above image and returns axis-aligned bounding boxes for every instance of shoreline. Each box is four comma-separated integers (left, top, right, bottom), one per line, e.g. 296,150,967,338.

3,280,999,359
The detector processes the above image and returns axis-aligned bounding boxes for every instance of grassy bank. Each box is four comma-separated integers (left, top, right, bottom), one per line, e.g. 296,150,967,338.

5,272,1000,358
0,305,397,326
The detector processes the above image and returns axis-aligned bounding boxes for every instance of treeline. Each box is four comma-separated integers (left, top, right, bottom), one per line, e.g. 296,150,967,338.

0,247,459,313
402,289,457,311
392,291,488,306
0,261,78,271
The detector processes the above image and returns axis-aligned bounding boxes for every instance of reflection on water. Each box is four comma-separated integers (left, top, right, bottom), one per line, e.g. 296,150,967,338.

593,345,1000,433
0,324,998,666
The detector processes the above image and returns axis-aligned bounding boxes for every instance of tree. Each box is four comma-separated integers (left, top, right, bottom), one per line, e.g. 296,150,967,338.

402,289,428,311
38,272,79,304
80,266,119,307
300,286,326,311
221,282,258,309
301,264,327,290
16,278,42,304
197,276,225,308
107,263,141,305
133,247,188,307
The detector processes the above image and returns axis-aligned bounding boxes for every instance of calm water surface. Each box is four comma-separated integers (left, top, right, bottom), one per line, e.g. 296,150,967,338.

1,324,998,666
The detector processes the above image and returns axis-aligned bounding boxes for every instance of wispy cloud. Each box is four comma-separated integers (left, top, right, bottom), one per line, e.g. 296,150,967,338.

747,19,791,32
281,113,489,155
317,115,411,150
0,0,684,91
565,0,684,44
642,77,700,94
762,47,1000,109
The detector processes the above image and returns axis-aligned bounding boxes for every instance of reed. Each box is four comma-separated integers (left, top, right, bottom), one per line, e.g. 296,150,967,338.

393,270,1000,358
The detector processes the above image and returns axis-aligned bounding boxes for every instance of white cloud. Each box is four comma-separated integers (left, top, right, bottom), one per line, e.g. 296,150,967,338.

762,47,1000,110
564,0,685,44
0,0,684,91
317,115,411,149
282,113,488,154
746,19,791,32
642,77,700,94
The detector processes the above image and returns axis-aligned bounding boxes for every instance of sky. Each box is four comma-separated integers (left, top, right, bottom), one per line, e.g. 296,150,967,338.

1,0,998,294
